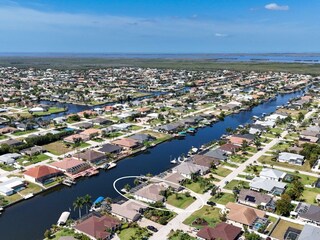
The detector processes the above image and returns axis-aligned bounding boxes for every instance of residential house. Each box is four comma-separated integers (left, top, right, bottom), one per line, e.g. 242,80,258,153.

24,165,62,184
21,146,44,156
76,150,106,165
161,172,185,191
0,153,21,165
91,118,112,126
298,224,320,240
0,177,26,196
128,133,155,143
225,202,266,229
250,177,287,195
197,222,242,240
98,144,122,155
259,168,286,181
63,134,90,144
112,138,141,150
80,128,102,139
133,183,166,204
204,148,228,161
74,214,121,240
172,162,209,179
278,152,305,165
111,200,146,222
1,138,24,147
238,189,273,210
51,158,91,177
229,134,255,146
296,203,320,225
191,154,220,168
218,143,241,154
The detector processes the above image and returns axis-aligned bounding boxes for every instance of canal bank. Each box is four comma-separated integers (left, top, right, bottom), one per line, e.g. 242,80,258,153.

0,89,305,240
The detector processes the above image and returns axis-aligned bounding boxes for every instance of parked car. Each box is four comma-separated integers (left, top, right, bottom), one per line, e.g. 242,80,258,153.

206,201,216,206
147,226,158,232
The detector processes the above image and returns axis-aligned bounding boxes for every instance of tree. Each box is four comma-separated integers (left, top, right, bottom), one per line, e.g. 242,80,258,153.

276,194,293,216
286,180,304,200
241,140,249,150
134,178,140,186
124,184,131,192
226,127,233,134
44,229,52,239
245,232,261,240
73,197,84,219
83,194,92,214
254,140,262,149
297,112,305,122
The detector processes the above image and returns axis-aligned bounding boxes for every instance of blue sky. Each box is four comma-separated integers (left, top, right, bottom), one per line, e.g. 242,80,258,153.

0,0,319,53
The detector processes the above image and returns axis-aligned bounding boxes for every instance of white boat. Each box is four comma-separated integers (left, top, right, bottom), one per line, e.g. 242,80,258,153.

23,193,34,199
57,211,70,226
63,179,76,187
170,158,177,164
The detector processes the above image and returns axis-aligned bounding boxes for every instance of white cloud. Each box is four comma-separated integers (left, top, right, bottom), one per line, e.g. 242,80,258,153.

215,33,229,37
265,3,289,11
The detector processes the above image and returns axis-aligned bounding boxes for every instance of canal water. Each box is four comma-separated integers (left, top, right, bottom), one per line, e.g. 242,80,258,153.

0,89,304,240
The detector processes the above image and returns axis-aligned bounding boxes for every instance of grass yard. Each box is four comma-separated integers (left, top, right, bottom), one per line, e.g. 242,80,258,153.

230,154,248,163
18,153,50,166
210,192,235,205
0,163,15,171
44,141,72,155
0,135,7,140
118,226,151,240
130,125,143,131
32,107,65,116
211,167,232,177
183,206,221,229
168,230,196,240
270,128,284,134
12,129,39,136
166,193,195,209
51,228,77,240
266,216,278,234
271,142,292,151
224,180,249,190
184,182,206,194
270,219,303,240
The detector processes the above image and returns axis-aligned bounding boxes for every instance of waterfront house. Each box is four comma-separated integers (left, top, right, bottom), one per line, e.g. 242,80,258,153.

128,133,155,143
110,200,146,222
218,143,241,154
112,138,141,150
76,150,106,165
0,176,26,196
161,172,185,191
225,202,266,229
172,162,209,179
98,143,122,155
278,152,305,165
191,154,220,168
204,148,228,161
23,165,62,184
133,183,166,204
259,168,286,181
196,222,242,240
51,158,91,177
250,177,287,195
229,134,255,146
74,213,121,240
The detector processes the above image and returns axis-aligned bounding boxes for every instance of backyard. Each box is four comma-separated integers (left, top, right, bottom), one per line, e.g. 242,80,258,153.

183,206,221,229
166,193,195,209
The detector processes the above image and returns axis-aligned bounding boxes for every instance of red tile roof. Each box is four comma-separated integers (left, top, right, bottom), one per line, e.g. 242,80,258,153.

197,222,242,240
75,215,120,239
24,165,61,179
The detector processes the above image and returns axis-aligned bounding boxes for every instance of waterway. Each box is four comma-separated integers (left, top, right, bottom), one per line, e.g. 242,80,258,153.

0,89,305,240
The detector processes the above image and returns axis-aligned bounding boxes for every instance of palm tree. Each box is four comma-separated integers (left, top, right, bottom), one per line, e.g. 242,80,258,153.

73,197,84,219
83,194,92,214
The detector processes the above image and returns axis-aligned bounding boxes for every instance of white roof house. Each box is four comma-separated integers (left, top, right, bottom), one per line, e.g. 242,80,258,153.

298,224,320,240
259,168,286,181
250,177,287,194
265,114,287,121
278,152,305,165
0,177,25,196
0,153,21,165
29,107,44,112
255,120,276,128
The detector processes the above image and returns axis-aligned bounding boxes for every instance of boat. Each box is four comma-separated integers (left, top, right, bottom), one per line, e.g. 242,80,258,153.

177,156,184,163
90,196,104,212
57,211,70,226
170,158,177,164
62,178,76,187
23,193,34,199
187,127,196,133
175,131,187,138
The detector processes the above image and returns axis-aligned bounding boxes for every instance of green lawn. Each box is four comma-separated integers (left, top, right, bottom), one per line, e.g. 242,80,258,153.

211,167,232,177
271,142,291,151
51,228,77,240
244,165,263,175
0,135,7,140
12,129,38,136
221,161,238,168
270,128,284,134
183,206,221,229
166,193,195,209
210,192,235,205
118,226,151,240
0,163,15,171
184,182,206,194
130,125,143,131
18,153,50,166
224,180,249,190
230,154,248,163
168,230,196,240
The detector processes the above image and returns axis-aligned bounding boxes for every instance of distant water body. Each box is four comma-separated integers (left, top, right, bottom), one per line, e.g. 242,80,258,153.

1,53,320,63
